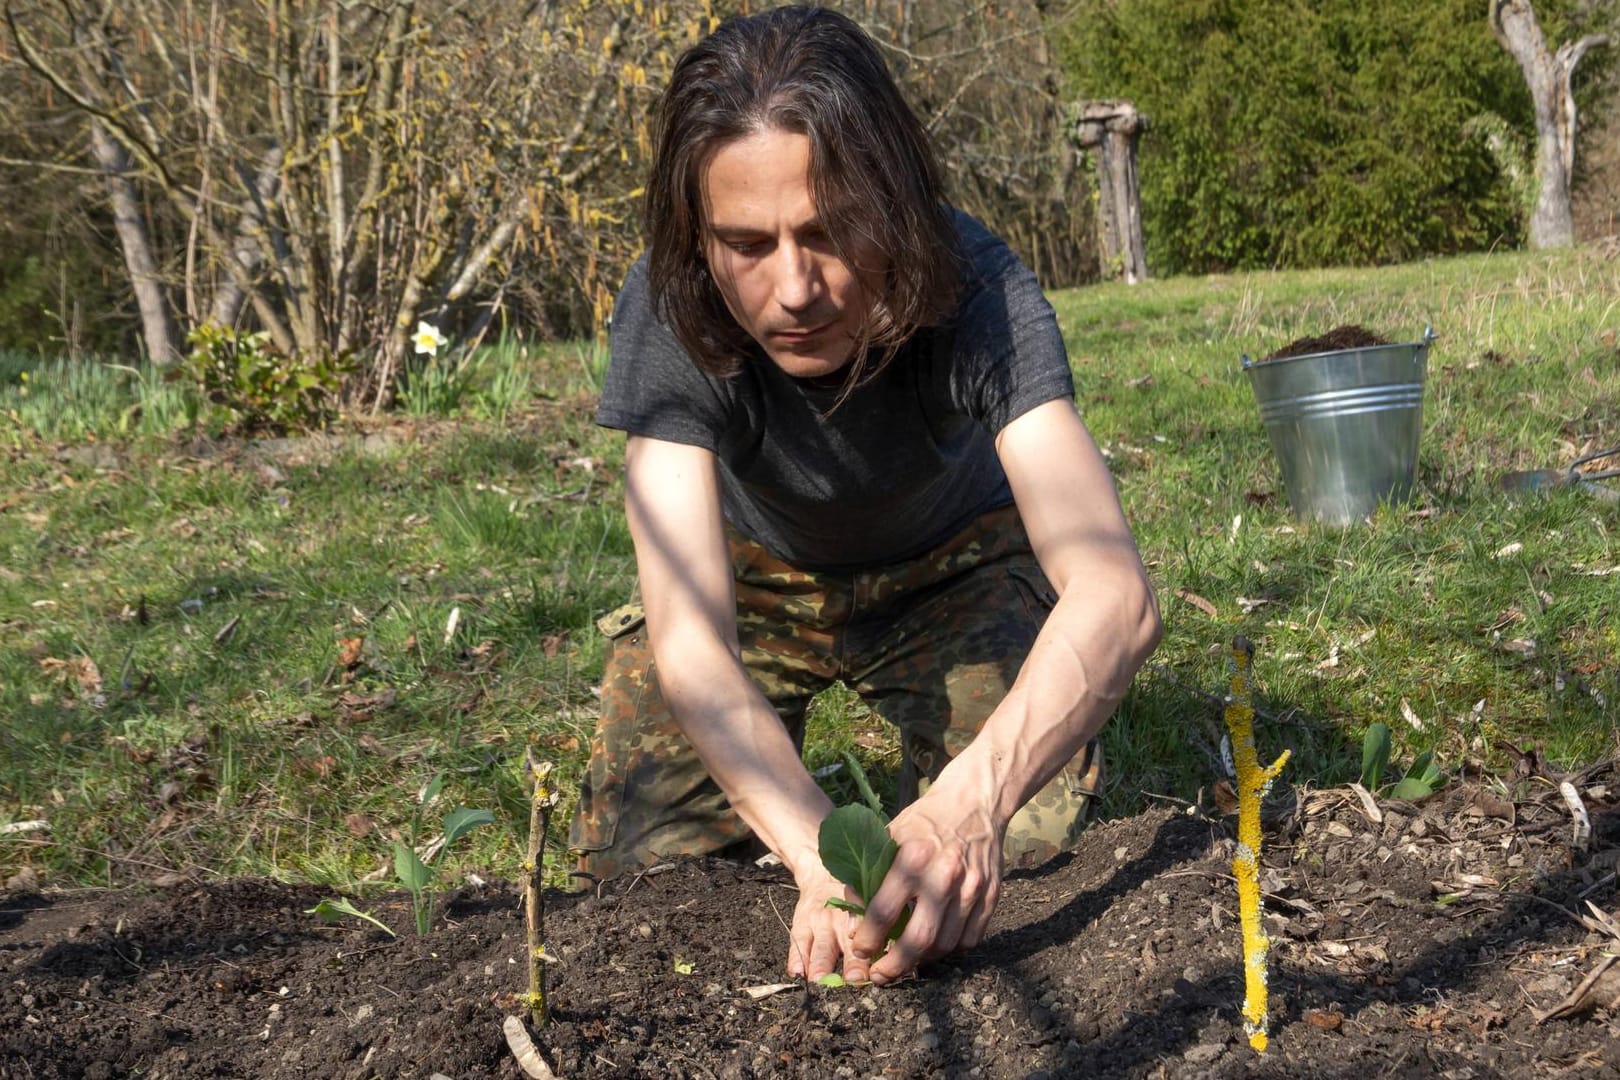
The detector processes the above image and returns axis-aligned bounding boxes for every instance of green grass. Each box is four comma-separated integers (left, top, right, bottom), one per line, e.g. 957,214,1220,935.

2,246,1617,893
1059,248,1620,814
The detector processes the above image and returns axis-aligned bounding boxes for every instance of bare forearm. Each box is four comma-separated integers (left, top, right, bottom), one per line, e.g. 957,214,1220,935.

936,562,1161,828
653,631,833,873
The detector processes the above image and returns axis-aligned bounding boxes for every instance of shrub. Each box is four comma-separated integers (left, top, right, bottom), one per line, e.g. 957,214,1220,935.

1049,0,1572,272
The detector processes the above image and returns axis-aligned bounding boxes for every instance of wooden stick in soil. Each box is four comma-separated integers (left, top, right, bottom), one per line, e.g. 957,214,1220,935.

524,752,561,1028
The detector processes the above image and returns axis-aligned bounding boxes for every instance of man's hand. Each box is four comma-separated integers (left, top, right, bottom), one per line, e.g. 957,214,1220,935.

847,785,1003,984
784,863,872,984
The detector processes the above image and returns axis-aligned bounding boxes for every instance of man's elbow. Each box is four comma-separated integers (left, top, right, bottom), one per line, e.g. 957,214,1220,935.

1125,570,1163,669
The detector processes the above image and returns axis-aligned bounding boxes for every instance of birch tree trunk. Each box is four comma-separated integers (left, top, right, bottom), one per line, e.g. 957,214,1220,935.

1489,0,1611,249
87,119,180,365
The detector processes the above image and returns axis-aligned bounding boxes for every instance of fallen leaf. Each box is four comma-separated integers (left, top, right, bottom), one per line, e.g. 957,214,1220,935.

1399,698,1425,731
502,1015,559,1079
337,637,365,668
39,656,102,694
541,633,567,657
1304,1008,1343,1031
1175,589,1217,617
444,606,461,645
1493,541,1523,559
345,813,374,838
742,983,801,1000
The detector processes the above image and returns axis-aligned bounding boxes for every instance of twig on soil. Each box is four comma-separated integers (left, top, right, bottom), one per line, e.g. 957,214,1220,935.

1577,872,1617,901
522,751,562,1028
1558,781,1593,852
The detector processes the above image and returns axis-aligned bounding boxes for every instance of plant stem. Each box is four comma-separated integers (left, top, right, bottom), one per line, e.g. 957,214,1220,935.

1223,635,1290,1054
524,752,561,1028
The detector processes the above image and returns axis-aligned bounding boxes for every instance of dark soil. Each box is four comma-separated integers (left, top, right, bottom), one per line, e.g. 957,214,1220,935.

6,767,1620,1079
1260,326,1393,362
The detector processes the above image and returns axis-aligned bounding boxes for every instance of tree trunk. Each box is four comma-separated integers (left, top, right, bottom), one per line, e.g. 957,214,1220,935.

1489,0,1611,249
1075,101,1149,283
87,119,180,365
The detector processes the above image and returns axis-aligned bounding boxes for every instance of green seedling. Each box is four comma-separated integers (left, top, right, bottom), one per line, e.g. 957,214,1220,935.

306,896,397,937
1360,722,1447,800
394,772,496,935
817,752,911,948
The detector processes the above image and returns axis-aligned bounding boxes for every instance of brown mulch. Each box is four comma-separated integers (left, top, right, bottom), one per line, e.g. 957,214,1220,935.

1260,326,1394,362
5,767,1620,1079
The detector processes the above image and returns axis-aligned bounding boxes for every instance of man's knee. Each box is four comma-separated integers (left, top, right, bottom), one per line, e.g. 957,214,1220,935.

1003,738,1104,869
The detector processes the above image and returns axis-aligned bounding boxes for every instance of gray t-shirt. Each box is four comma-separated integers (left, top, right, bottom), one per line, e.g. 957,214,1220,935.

596,211,1073,572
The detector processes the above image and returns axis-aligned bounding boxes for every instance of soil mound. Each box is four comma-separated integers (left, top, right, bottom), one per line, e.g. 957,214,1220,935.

4,770,1620,1078
1261,325,1393,362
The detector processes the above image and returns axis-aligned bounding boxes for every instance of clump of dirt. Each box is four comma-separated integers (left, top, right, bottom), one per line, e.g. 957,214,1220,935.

5,765,1620,1078
1260,325,1393,362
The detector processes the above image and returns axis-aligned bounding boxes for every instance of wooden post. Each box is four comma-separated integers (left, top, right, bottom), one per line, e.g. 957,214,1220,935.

1075,101,1149,284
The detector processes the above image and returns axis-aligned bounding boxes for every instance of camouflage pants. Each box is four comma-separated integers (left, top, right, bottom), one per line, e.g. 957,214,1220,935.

567,505,1104,883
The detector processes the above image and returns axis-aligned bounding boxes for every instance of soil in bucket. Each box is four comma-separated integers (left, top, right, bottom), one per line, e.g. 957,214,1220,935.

1260,324,1392,362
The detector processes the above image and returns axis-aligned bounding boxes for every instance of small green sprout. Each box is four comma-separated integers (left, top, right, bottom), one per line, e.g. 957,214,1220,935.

817,752,911,946
393,773,496,935
1360,722,1447,800
305,896,396,937
311,772,494,938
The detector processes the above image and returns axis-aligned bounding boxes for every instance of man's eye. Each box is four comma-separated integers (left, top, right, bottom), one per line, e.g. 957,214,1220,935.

728,239,767,255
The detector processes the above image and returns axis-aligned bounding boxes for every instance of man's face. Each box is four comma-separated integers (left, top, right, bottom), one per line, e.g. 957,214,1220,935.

700,128,880,380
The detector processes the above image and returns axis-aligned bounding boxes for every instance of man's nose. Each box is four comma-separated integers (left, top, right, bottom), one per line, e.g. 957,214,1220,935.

773,243,822,312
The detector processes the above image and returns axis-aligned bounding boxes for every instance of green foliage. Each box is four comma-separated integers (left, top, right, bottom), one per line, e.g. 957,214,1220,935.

1,352,191,442
1360,721,1393,791
1358,717,1447,801
180,323,350,434
396,341,536,422
306,896,397,937
818,753,910,944
1051,0,1564,272
820,805,899,912
391,773,497,936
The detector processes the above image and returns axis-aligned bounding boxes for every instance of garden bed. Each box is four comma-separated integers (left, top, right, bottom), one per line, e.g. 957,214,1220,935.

5,766,1620,1078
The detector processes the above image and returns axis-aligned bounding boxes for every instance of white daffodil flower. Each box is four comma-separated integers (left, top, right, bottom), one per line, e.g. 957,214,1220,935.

412,321,447,357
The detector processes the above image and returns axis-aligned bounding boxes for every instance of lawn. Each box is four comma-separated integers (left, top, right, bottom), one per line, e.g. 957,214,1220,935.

2,246,1616,892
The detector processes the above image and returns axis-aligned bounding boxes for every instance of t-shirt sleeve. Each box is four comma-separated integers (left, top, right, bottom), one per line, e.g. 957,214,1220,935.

595,258,731,451
949,214,1075,433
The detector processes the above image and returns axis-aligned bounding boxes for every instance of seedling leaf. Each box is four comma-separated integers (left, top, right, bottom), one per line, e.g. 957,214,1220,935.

817,973,847,988
1389,775,1437,801
417,772,446,809
1360,722,1391,791
819,804,897,904
442,807,496,847
393,840,430,892
673,958,695,975
306,897,396,937
825,898,866,916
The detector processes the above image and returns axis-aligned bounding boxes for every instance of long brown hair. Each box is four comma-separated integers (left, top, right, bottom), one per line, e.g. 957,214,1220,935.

644,5,962,384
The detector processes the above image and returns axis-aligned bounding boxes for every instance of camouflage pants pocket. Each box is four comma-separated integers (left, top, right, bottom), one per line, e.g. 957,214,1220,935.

567,601,759,883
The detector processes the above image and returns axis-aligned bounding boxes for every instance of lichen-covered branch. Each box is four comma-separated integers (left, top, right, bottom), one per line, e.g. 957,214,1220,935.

1223,636,1290,1053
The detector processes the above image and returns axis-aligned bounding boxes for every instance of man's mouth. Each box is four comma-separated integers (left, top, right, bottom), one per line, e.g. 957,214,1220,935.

771,321,832,343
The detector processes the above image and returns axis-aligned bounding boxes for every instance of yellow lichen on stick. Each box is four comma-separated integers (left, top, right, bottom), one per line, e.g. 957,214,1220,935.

1223,635,1290,1053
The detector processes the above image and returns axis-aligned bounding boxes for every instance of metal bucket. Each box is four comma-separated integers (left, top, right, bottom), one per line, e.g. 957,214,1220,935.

1241,328,1433,526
